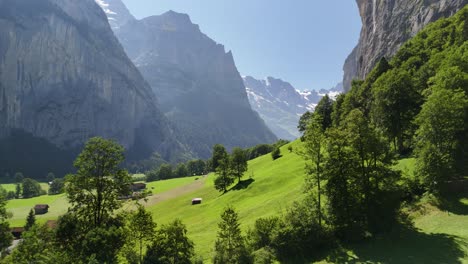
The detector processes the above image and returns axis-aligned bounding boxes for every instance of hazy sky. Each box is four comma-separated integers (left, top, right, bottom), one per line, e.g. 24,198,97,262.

121,0,362,91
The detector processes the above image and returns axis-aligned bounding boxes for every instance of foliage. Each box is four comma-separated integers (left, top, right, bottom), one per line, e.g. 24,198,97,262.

158,164,174,180
211,144,228,171
213,207,250,264
46,172,55,183
143,219,194,264
5,225,57,263
245,144,274,160
0,189,12,252
231,148,248,183
187,159,206,176
214,153,235,193
303,115,326,227
271,147,281,160
48,178,65,195
314,95,334,131
65,137,131,228
175,163,189,178
298,111,313,134
123,205,157,264
414,87,468,192
21,178,43,198
14,172,24,183
24,208,35,231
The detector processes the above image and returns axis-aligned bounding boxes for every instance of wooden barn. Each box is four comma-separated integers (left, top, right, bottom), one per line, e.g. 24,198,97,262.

34,204,49,215
10,227,24,239
130,183,147,192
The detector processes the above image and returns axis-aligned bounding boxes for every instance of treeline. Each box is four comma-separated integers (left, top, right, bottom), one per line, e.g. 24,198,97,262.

217,6,468,262
144,140,289,183
0,138,198,264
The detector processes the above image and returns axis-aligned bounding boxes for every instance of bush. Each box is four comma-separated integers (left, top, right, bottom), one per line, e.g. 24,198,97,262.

271,147,281,160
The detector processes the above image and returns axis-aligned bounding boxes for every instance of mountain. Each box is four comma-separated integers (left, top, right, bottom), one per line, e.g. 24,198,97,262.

343,0,468,91
100,0,277,158
0,0,186,177
243,76,342,140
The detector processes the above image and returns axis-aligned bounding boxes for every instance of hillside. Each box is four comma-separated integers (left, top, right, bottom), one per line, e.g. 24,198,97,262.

3,140,467,262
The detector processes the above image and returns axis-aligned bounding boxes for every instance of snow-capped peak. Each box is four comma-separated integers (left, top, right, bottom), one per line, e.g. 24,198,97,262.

95,0,117,16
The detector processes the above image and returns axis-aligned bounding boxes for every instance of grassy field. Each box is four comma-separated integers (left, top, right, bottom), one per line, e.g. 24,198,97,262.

1,183,49,193
3,176,202,227
3,141,467,263
146,141,308,261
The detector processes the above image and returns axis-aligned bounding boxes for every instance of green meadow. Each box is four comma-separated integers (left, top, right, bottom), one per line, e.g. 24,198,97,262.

3,141,467,263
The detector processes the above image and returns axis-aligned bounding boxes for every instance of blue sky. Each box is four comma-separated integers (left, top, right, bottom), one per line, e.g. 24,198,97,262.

121,0,361,91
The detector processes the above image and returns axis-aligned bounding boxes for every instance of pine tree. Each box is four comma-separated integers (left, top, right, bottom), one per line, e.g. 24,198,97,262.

213,207,250,264
25,208,36,231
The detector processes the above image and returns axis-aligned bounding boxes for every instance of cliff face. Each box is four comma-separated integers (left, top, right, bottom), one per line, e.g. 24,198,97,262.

343,0,468,91
104,2,276,158
0,0,184,165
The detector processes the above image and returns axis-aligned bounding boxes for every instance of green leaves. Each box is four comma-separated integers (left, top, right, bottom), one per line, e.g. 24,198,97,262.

65,137,131,228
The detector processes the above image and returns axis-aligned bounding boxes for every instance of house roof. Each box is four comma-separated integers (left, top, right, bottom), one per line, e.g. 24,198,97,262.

34,204,49,209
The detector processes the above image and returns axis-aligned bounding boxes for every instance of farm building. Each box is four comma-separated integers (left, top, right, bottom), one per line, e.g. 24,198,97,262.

10,227,24,239
192,198,202,205
34,204,49,215
130,183,146,192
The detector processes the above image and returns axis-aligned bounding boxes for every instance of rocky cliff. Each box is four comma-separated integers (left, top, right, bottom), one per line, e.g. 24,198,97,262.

343,0,468,91
244,76,342,140
102,1,277,158
0,0,186,175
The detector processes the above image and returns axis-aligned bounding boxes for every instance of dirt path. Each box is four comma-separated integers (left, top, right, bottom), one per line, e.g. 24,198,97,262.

143,176,206,207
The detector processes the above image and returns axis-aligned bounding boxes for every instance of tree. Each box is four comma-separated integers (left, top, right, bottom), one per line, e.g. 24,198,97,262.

65,137,131,228
314,95,334,131
21,178,42,198
14,172,24,183
230,148,248,183
213,207,250,264
175,163,189,178
298,111,313,134
415,87,468,192
187,159,206,176
371,69,420,153
48,178,65,195
212,144,228,171
124,205,157,264
15,183,21,199
24,208,36,231
144,219,194,264
0,189,13,252
214,153,234,193
271,147,281,160
46,172,56,183
158,164,174,180
303,116,326,227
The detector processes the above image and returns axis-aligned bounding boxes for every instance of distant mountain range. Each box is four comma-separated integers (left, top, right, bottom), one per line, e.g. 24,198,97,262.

97,0,277,158
244,76,342,139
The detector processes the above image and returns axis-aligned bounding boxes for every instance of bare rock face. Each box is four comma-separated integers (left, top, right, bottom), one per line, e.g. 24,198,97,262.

0,0,185,164
343,0,468,91
104,3,277,158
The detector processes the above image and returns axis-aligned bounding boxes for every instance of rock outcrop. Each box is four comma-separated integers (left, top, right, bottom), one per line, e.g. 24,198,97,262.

102,1,277,158
343,0,468,91
0,0,186,173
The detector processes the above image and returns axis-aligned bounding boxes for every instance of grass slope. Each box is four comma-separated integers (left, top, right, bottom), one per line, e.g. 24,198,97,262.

145,141,308,260
3,176,201,227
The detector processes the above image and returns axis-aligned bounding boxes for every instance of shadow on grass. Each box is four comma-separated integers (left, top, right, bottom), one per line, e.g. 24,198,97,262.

437,193,468,216
324,225,466,264
230,179,255,191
